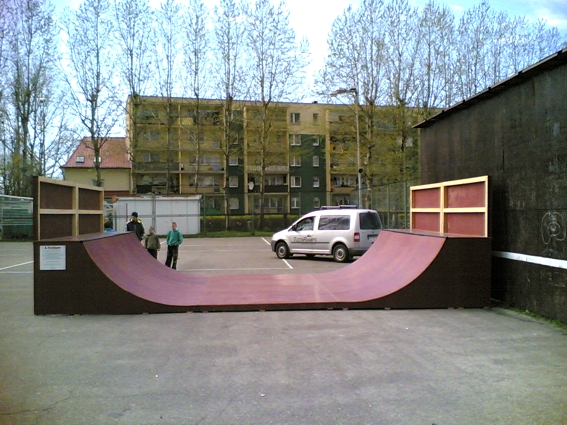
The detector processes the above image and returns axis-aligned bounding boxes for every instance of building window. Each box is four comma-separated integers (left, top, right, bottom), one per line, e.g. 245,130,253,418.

290,112,300,124
313,156,319,167
266,175,285,185
313,137,320,146
291,197,300,209
142,153,160,163
230,198,239,210
291,176,301,187
313,113,319,124
313,176,320,188
267,197,284,209
290,156,301,167
289,134,301,146
229,176,238,187
197,176,220,187
76,156,85,163
229,156,238,166
313,197,320,209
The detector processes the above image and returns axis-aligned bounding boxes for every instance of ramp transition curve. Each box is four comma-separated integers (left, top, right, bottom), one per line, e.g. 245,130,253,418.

34,230,491,315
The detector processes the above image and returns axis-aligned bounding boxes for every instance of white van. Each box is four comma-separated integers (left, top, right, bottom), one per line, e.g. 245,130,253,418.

271,206,382,262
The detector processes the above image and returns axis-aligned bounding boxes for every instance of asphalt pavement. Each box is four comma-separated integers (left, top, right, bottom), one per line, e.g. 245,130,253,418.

1,238,566,425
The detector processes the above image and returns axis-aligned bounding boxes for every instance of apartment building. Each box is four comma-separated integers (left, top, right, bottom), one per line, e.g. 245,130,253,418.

127,96,404,215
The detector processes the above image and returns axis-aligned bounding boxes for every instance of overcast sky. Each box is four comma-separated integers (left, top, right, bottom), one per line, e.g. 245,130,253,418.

53,0,567,62
52,0,567,97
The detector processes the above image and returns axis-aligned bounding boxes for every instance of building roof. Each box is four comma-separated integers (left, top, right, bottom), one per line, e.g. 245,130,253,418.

62,137,131,169
414,47,567,129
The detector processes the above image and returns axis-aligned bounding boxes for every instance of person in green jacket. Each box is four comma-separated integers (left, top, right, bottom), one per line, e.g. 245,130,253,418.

165,222,183,269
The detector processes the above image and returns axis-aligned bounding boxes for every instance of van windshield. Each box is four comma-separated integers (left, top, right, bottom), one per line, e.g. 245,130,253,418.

359,212,382,230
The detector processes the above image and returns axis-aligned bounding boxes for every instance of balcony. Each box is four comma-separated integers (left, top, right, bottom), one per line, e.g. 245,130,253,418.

136,162,179,172
265,185,288,193
247,165,289,173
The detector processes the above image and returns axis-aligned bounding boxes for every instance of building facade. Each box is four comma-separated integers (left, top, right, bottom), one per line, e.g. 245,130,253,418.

127,96,409,215
62,137,132,200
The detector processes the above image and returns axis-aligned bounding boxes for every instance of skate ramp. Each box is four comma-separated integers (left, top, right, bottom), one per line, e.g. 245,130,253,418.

34,230,491,314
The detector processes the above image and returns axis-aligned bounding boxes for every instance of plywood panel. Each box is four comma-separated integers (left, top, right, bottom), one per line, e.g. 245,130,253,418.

446,182,486,208
412,212,440,232
445,213,486,236
413,187,441,208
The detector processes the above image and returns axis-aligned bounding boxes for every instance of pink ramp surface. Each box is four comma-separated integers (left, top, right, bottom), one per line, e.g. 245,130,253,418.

83,231,445,307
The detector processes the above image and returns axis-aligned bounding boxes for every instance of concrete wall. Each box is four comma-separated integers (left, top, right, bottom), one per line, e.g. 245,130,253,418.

419,58,567,321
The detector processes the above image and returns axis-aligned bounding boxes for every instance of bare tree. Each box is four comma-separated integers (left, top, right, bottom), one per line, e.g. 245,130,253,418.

453,1,494,100
213,0,248,227
415,0,455,116
181,0,211,194
61,0,122,187
0,5,12,193
113,0,155,193
154,0,182,194
2,0,58,196
245,0,309,227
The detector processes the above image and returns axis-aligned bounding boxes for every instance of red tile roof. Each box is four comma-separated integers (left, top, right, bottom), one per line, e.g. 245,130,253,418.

62,137,131,169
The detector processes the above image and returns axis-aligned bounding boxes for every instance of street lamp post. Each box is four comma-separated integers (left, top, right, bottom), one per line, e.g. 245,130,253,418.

331,87,361,208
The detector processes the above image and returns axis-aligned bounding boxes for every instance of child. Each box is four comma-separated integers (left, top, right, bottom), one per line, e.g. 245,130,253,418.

165,222,183,269
144,226,161,259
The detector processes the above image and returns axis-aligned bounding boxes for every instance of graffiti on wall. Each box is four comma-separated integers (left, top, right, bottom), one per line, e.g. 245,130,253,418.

541,211,566,258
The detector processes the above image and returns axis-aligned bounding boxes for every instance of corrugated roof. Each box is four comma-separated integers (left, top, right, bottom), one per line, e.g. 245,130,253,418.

414,47,567,129
62,137,131,169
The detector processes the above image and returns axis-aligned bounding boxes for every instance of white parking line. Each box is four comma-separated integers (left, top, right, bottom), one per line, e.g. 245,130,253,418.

178,249,268,252
0,261,33,271
261,237,271,245
283,259,293,269
190,267,291,271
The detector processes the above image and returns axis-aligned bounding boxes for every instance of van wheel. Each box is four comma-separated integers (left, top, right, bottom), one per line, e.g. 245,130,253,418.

276,242,290,259
333,243,350,263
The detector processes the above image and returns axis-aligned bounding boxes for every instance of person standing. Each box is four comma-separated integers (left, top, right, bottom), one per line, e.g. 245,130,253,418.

144,226,161,259
165,221,183,269
126,212,145,241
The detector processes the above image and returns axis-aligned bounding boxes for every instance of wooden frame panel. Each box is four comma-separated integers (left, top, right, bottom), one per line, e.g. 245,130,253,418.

410,176,490,237
33,176,104,240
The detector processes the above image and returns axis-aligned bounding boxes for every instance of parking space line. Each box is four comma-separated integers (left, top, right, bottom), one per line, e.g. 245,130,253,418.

189,267,292,271
0,261,33,271
283,259,293,269
178,249,268,252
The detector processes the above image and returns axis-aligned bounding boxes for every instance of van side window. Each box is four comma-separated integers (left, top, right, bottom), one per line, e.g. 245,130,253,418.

359,212,382,229
296,217,314,231
318,215,350,230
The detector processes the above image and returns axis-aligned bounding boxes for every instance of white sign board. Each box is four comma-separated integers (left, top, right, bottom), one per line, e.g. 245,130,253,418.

39,245,66,270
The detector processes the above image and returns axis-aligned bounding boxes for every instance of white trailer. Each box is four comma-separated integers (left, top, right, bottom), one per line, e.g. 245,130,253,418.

114,196,201,236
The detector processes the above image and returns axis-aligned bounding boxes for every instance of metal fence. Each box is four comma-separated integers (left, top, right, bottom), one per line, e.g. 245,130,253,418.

0,195,33,240
199,179,419,233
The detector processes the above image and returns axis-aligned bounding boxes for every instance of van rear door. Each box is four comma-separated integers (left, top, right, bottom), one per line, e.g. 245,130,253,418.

358,211,382,248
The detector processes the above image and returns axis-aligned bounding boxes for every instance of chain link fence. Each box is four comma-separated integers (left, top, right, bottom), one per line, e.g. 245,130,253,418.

0,195,33,240
199,179,419,234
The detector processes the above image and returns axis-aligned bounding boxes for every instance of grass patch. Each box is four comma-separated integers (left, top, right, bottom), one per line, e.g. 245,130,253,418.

491,299,567,330
516,309,567,331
